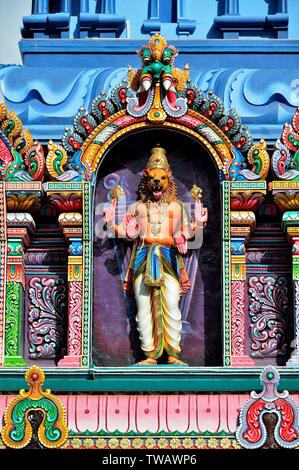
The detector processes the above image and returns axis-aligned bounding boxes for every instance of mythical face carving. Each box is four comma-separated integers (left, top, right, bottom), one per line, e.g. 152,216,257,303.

127,34,189,120
139,42,176,90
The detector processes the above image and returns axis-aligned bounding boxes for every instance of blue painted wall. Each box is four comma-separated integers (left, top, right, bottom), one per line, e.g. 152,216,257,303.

19,0,299,39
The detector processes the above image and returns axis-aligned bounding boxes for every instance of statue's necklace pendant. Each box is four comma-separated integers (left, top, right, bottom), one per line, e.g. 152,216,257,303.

151,223,161,235
146,202,167,236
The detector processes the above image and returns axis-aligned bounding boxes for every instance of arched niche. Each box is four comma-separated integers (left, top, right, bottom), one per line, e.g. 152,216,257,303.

92,127,222,366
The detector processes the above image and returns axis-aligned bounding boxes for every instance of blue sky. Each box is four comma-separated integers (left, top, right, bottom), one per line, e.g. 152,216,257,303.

0,0,31,64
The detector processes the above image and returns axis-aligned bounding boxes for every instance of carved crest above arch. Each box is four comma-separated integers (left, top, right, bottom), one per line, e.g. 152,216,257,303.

42,34,270,184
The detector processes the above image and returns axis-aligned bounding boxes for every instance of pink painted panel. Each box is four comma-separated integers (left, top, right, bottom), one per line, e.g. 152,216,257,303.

218,394,229,433
166,395,190,433
4,393,299,435
158,395,168,432
188,395,200,432
196,395,220,433
98,396,107,432
72,395,92,432
135,395,160,433
105,395,131,433
75,396,99,432
128,395,138,432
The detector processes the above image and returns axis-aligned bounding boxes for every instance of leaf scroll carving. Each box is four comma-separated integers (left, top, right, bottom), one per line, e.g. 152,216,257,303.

28,277,66,359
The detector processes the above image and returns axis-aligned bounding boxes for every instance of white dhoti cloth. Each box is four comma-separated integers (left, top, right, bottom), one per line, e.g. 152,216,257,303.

134,271,182,359
123,243,190,359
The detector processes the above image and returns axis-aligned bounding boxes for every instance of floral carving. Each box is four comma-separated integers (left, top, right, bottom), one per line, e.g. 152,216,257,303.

232,281,245,356
68,281,82,357
5,282,21,357
28,277,67,359
248,275,288,358
236,366,299,449
48,192,82,212
231,192,265,211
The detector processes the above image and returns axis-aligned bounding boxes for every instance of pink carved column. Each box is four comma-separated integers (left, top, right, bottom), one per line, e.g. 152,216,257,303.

0,182,6,366
230,220,255,366
286,229,299,366
58,213,83,367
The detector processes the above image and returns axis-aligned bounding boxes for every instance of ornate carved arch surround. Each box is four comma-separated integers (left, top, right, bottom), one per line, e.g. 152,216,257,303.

80,109,232,178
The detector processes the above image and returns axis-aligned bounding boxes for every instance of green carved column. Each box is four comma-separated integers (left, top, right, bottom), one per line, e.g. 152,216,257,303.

4,237,27,366
4,214,35,366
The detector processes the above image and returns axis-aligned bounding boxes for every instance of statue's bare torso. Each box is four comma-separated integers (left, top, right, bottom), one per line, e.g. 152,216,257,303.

127,200,184,246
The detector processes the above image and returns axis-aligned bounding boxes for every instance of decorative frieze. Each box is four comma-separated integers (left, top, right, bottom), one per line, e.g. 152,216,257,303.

25,251,68,266
58,212,82,227
1,366,68,449
5,182,43,214
246,249,291,266
230,211,256,230
230,181,266,212
272,182,299,213
47,191,82,213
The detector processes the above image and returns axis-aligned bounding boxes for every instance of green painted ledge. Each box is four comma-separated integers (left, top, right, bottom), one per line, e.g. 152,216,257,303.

1,366,299,393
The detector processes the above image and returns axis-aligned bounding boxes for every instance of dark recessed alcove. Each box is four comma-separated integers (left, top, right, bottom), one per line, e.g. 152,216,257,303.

92,128,222,366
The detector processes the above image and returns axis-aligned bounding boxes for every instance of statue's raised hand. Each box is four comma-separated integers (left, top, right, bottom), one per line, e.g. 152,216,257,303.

194,200,208,226
124,213,140,239
103,199,116,224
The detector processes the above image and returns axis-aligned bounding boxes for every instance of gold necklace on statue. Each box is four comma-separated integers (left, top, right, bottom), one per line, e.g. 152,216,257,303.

146,202,168,235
